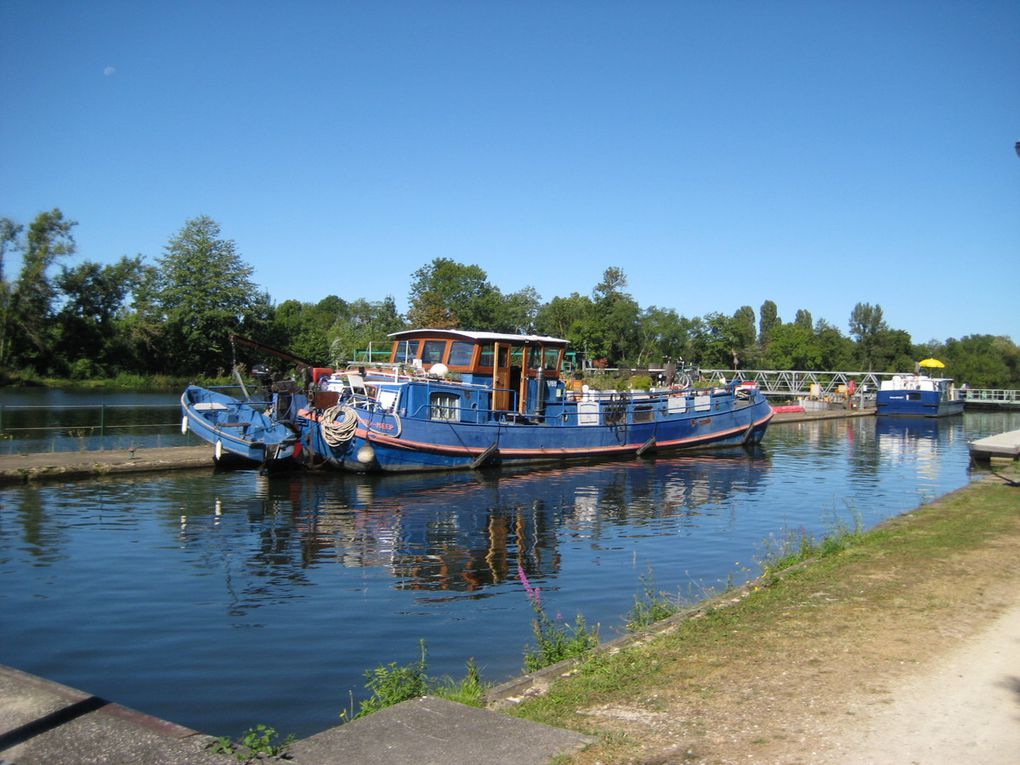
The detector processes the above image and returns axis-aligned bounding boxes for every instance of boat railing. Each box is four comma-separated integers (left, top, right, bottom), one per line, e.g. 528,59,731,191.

390,383,743,427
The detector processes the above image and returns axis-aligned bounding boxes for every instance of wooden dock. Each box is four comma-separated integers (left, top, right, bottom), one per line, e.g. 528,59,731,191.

969,429,1020,462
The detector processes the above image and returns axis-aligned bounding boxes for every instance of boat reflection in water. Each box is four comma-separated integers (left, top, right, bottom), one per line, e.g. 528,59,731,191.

235,448,771,596
875,417,957,481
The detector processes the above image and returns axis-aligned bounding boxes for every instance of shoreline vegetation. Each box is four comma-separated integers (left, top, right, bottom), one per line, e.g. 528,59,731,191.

500,470,1020,763
4,212,1020,394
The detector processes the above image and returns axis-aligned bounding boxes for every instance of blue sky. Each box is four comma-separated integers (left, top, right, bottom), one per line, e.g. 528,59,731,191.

2,1,1018,345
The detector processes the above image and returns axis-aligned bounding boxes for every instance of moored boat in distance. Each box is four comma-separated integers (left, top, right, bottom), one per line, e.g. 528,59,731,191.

295,329,774,472
876,358,964,418
181,385,300,469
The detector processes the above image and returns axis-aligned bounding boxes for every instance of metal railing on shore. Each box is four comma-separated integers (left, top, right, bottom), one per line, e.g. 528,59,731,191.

0,403,194,454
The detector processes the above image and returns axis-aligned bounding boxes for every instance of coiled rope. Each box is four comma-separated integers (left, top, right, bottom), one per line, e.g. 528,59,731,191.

320,404,359,447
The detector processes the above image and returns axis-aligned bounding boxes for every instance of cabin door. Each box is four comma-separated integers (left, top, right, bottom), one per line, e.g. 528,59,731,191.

493,343,513,411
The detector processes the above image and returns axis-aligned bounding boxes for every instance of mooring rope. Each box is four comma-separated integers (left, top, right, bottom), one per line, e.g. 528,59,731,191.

320,404,359,447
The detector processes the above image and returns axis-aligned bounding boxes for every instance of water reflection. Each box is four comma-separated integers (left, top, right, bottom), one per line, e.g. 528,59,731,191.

170,451,772,600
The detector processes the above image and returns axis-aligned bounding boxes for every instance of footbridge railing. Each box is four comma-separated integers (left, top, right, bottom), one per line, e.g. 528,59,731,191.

958,389,1020,407
693,369,896,399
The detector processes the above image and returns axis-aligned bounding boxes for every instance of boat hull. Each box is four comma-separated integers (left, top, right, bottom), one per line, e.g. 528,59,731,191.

181,386,299,468
301,394,773,473
876,390,964,417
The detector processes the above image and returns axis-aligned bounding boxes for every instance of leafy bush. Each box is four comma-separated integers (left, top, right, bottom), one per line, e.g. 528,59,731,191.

628,374,653,391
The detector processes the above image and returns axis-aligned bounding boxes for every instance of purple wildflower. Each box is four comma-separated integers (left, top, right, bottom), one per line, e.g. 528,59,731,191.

517,564,540,605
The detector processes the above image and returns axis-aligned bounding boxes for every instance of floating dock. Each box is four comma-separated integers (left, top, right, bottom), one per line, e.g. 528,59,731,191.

968,429,1020,462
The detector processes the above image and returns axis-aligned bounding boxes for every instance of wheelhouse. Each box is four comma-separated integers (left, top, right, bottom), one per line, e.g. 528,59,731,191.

388,329,569,418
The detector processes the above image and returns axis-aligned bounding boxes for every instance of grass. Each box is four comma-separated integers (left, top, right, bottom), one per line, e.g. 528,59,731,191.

508,477,1020,762
340,640,487,722
625,570,682,631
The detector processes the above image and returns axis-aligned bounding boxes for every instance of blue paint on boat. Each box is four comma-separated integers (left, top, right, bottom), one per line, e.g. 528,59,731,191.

876,372,964,417
180,385,300,467
294,329,774,472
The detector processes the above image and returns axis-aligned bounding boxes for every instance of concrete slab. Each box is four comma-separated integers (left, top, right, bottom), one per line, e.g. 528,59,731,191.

969,429,1020,461
0,665,228,765
288,696,592,765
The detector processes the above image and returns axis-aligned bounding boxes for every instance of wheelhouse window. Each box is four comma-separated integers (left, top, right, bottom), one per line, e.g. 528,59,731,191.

393,340,420,364
430,392,460,421
528,346,542,370
543,347,562,372
421,340,447,365
447,341,475,367
478,344,494,368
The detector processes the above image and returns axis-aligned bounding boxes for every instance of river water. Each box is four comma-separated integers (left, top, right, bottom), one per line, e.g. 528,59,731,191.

1,410,1017,739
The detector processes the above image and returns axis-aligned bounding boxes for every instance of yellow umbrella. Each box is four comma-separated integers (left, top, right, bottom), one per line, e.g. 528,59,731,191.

918,358,945,369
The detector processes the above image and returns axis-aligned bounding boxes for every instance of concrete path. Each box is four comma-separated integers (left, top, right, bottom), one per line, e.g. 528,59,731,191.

0,445,213,485
289,696,591,765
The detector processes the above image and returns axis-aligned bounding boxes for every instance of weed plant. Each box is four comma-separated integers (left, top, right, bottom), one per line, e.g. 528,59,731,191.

519,566,599,671
341,641,486,722
760,509,865,574
626,570,681,630
208,724,295,763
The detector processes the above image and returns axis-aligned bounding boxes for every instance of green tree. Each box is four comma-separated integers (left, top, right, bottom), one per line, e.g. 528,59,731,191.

406,258,501,330
763,322,822,370
636,306,693,367
587,267,640,365
794,308,813,331
497,286,542,335
5,210,77,373
942,335,1019,388
54,256,146,377
535,292,593,341
271,296,346,366
328,296,405,364
849,302,887,369
154,216,266,375
731,305,757,368
700,312,738,368
0,218,24,370
814,320,857,370
758,300,780,349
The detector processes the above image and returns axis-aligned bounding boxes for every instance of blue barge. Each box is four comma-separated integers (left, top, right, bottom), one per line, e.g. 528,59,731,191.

296,329,773,473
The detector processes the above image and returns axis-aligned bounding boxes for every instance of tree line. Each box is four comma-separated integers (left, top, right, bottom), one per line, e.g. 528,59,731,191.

2,209,1018,388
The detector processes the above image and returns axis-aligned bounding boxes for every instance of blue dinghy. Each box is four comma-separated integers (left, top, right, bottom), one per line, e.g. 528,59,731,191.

181,385,300,469
295,329,774,473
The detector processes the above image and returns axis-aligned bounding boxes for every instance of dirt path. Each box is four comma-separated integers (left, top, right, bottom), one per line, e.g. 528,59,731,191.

815,601,1020,764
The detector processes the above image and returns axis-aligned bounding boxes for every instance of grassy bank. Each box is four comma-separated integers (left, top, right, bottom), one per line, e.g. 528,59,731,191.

510,472,1020,764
